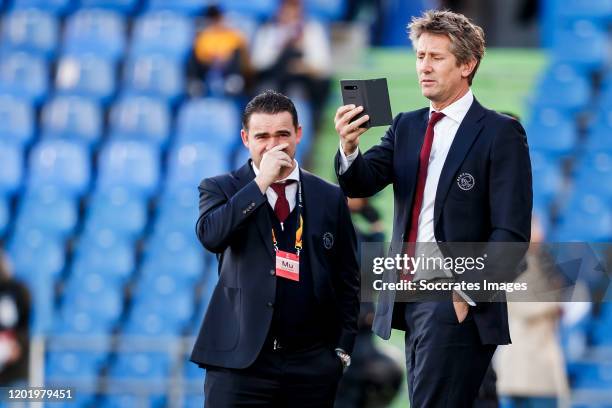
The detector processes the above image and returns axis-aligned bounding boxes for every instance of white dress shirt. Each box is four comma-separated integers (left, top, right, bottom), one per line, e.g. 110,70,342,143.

252,160,300,213
339,90,476,305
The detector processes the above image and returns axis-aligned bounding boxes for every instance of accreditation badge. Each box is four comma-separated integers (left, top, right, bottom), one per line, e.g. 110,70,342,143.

275,250,300,281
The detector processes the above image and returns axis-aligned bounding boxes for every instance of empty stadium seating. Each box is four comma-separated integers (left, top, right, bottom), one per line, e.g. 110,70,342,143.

1,0,609,407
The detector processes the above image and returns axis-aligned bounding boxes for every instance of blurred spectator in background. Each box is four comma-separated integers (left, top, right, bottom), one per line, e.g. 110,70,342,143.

335,198,404,408
347,197,385,246
188,5,252,97
252,0,332,129
496,216,570,408
0,251,30,386
334,302,404,408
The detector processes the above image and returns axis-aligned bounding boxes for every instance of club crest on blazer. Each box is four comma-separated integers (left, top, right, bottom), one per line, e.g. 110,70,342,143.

323,232,334,249
456,172,475,191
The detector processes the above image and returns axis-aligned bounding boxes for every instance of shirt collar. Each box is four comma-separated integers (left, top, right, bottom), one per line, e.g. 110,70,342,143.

251,159,300,183
429,88,474,124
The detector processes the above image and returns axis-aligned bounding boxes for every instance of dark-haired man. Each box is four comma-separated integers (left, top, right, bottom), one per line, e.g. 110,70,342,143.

191,90,360,407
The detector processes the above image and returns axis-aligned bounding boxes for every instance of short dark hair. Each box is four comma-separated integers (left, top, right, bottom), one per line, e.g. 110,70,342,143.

242,90,299,131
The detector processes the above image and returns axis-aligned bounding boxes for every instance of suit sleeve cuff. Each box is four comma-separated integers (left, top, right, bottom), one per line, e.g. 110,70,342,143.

338,142,359,175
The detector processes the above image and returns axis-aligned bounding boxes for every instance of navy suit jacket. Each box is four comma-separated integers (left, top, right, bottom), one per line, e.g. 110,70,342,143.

335,99,532,345
190,161,360,369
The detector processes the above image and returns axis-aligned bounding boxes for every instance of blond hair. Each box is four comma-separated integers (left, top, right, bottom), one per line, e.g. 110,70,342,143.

408,10,485,85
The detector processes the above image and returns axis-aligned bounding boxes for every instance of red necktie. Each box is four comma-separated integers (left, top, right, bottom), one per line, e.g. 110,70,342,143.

271,182,291,223
402,111,445,281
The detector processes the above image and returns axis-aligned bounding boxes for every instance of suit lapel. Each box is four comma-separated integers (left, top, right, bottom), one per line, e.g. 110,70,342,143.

234,160,275,259
433,99,486,227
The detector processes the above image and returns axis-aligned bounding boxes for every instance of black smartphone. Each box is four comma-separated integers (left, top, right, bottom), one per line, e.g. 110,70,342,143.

340,78,393,128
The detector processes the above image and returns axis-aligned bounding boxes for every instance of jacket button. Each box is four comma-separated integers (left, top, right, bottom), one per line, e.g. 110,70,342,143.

267,301,274,308
270,269,275,276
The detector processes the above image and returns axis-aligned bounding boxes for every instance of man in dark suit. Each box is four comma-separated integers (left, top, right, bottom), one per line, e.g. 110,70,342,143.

191,90,360,407
333,10,532,408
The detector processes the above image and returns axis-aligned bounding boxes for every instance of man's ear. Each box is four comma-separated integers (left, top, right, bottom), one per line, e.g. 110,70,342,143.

295,125,303,144
461,58,477,79
240,128,249,147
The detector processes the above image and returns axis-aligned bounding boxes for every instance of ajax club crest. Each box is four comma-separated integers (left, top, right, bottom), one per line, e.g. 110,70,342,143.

323,232,334,250
456,173,475,191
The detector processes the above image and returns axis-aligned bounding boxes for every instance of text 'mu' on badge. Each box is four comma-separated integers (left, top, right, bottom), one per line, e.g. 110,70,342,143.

275,250,300,281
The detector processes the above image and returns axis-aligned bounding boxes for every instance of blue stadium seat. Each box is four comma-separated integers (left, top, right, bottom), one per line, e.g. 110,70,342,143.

573,152,612,198
183,394,205,408
0,197,8,237
72,233,135,284
97,140,160,198
557,0,612,25
7,227,65,278
122,303,192,336
125,277,194,333
144,225,205,283
26,276,56,334
154,191,199,233
166,143,229,191
135,265,195,299
41,95,103,148
569,361,612,389
55,54,115,105
526,108,577,156
131,11,193,61
0,95,35,147
46,350,106,386
110,95,170,148
222,0,278,19
530,151,563,206
62,272,124,323
10,0,74,16
533,64,590,113
147,0,206,16
0,9,59,59
0,141,23,197
233,145,251,169
123,54,184,106
305,0,346,20
0,52,48,105
16,189,78,239
176,98,239,147
99,395,166,408
555,194,612,241
552,21,607,70
83,189,148,239
293,97,313,162
143,252,204,287
28,139,91,197
585,113,612,151
79,0,140,14
63,9,126,63
109,350,170,381
57,299,122,336
147,223,201,252
141,243,205,285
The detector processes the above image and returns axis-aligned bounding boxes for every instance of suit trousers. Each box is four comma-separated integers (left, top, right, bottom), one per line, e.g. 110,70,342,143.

404,298,496,408
204,341,344,408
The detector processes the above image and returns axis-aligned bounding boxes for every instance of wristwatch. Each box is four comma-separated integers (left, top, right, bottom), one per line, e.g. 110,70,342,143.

335,348,351,368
